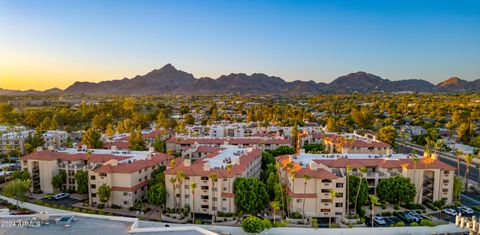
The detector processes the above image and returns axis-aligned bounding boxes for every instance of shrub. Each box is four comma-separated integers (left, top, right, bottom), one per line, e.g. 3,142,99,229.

381,211,392,216
59,205,66,210
330,224,338,228
381,204,387,209
410,222,419,226
391,221,405,227
273,221,289,227
73,208,81,212
358,208,366,218
33,199,43,205
312,218,318,229
420,219,434,227
393,205,400,210
111,204,121,209
97,203,105,209
432,199,446,209
241,216,264,233
262,218,272,229
81,209,89,213
291,212,302,219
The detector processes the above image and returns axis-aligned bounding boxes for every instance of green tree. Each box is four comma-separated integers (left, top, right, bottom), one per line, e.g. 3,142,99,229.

51,171,66,192
348,174,368,213
24,131,45,153
369,195,380,228
147,183,167,206
376,176,416,204
153,135,166,153
12,170,31,181
269,201,280,224
184,114,195,125
453,176,463,202
234,178,269,214
1,179,31,206
98,183,111,203
464,153,474,191
82,128,103,149
354,167,368,213
377,125,397,146
128,126,146,150
74,170,88,194
241,216,265,233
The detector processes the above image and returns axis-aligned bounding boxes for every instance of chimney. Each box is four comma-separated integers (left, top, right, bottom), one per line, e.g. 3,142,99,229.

148,146,155,152
111,145,118,150
146,152,152,160
288,155,293,163
110,159,118,166
82,145,88,151
184,158,191,167
233,157,240,165
203,162,210,171
309,161,318,171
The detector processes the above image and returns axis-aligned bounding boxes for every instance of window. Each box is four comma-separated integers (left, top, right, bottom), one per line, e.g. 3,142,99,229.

443,180,449,184
123,192,128,196
336,203,343,208
201,176,209,181
185,195,190,199
321,189,331,193
442,188,449,193
201,205,209,209
90,176,96,180
185,185,190,189
336,193,343,198
296,199,302,203
124,201,128,205
212,187,217,192
91,193,96,197
322,179,332,183
222,198,227,201
91,184,96,189
321,209,331,212
321,199,332,203
201,186,209,190
336,183,343,188
201,195,209,200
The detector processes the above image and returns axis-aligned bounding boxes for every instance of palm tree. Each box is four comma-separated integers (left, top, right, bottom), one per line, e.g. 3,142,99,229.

270,201,280,224
226,163,233,212
369,195,379,228
354,167,367,214
329,189,337,227
190,182,197,223
412,155,420,204
464,153,474,192
169,176,177,212
2,165,8,183
302,174,311,219
176,170,186,211
345,165,352,215
209,172,218,223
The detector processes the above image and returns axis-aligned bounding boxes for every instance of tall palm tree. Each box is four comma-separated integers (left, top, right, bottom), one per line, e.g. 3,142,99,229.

209,172,218,223
270,201,280,224
412,155,420,204
345,165,352,215
329,189,337,227
226,163,233,212
176,170,186,211
464,153,474,192
169,176,177,212
302,174,311,219
275,162,285,218
453,145,463,175
190,182,197,223
369,195,379,228
354,167,367,214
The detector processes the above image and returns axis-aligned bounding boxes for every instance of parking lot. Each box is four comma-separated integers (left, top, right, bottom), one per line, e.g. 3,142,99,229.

41,197,81,207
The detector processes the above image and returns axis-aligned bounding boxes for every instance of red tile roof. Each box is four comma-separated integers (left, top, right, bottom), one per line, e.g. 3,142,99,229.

111,180,148,192
166,137,290,145
164,149,262,178
93,153,172,174
286,186,317,198
324,134,391,148
20,151,130,163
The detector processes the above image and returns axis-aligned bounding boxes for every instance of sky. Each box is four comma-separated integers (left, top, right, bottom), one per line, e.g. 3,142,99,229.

1,0,479,90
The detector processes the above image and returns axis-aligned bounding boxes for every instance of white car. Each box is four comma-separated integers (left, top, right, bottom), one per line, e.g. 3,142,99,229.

373,216,386,225
443,208,457,216
458,206,474,215
53,193,70,200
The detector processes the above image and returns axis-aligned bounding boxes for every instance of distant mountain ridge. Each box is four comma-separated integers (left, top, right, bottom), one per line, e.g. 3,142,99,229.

2,64,479,95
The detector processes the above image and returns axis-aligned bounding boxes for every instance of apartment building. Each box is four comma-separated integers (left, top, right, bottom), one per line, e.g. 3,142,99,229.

323,132,392,154
102,129,172,150
20,147,172,208
276,152,455,220
1,130,68,154
166,135,291,154
164,146,262,216
89,151,171,208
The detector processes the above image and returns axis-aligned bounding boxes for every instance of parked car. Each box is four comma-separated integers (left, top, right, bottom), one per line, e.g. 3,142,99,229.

458,206,474,215
396,211,416,223
408,211,422,222
44,193,55,199
11,210,34,215
53,193,70,200
443,208,457,216
373,216,387,225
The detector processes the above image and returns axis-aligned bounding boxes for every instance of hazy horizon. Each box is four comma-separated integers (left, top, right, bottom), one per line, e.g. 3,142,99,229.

1,0,480,90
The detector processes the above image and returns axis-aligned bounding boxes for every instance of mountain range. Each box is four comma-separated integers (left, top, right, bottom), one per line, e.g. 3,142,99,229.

1,64,479,95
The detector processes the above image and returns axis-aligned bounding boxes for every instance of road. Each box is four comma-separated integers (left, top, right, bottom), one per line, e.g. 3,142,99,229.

398,142,480,185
